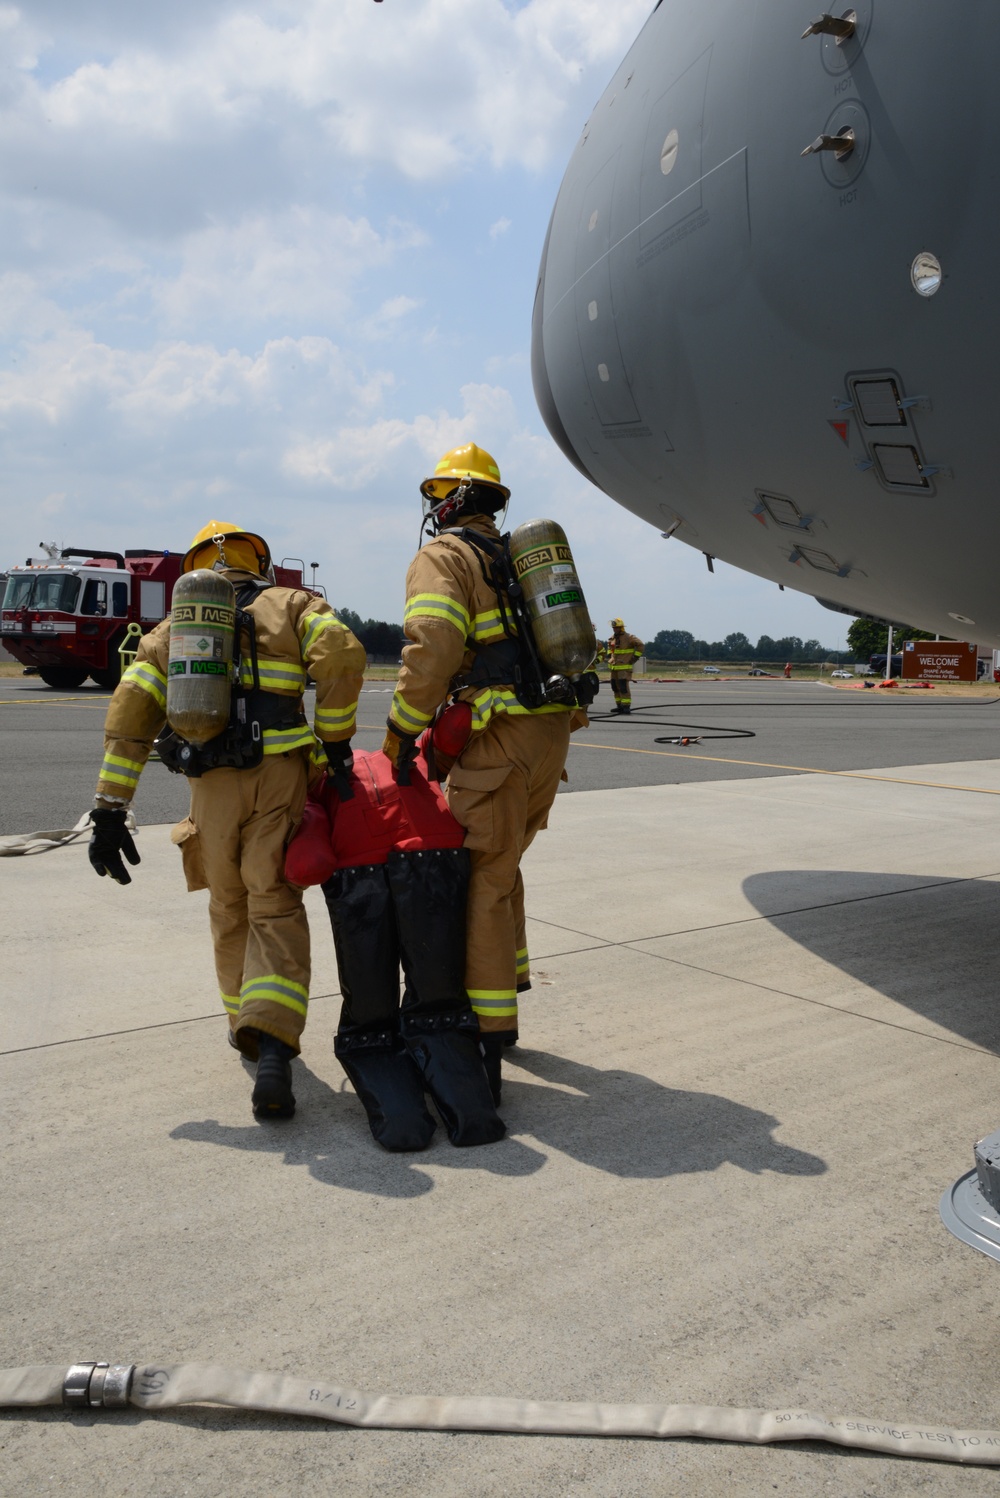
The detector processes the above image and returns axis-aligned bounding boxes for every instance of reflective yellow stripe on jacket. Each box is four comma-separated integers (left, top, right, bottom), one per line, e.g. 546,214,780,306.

98,752,145,790
468,687,570,732
390,690,434,734
121,660,167,710
314,703,357,738
404,592,471,638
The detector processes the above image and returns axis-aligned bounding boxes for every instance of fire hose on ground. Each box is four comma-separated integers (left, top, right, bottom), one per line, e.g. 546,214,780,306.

2,1361,1000,1467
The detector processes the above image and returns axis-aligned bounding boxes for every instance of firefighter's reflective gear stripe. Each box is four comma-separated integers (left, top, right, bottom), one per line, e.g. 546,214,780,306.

262,724,317,755
240,657,307,692
300,611,351,655
221,992,240,1017
239,974,308,1018
390,691,435,734
468,988,519,1019
468,687,569,732
122,660,167,710
516,948,530,980
99,752,145,789
404,592,471,637
472,606,516,643
315,703,357,738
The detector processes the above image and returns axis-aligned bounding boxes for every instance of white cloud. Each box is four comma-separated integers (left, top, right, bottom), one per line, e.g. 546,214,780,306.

489,217,511,240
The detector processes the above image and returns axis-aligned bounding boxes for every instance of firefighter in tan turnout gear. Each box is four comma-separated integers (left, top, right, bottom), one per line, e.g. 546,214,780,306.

382,444,596,1104
608,617,644,713
88,520,366,1121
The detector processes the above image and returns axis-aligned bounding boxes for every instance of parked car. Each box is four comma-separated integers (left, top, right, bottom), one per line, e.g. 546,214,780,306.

831,669,853,679
702,665,720,673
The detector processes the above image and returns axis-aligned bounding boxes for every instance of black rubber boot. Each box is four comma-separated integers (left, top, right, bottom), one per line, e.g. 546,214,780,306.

479,1032,506,1107
402,1009,505,1147
251,1031,296,1120
335,1025,436,1152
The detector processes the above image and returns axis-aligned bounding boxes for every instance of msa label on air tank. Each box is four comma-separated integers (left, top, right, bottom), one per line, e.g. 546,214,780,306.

171,604,234,628
513,544,574,579
168,659,229,677
539,588,583,613
169,632,226,661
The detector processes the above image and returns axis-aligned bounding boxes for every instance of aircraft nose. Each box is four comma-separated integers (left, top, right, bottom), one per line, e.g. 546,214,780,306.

531,217,600,489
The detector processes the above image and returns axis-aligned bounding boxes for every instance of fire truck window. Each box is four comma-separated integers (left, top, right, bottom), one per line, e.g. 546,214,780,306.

81,578,108,616
33,574,81,612
112,581,128,617
3,575,36,609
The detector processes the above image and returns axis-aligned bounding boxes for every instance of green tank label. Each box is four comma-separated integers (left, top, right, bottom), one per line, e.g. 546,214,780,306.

541,588,583,611
189,660,229,676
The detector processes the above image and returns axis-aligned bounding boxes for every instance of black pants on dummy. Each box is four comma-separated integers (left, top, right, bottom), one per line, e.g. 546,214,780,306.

323,848,505,1150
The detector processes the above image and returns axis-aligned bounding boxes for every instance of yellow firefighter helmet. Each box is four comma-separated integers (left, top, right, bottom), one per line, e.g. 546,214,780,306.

419,443,511,505
611,618,625,630
182,520,272,576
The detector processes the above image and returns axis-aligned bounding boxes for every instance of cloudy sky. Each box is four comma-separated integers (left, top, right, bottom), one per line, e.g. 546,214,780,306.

0,0,847,648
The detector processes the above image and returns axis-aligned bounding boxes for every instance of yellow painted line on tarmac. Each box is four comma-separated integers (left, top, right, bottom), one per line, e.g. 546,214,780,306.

570,739,1000,797
0,697,110,707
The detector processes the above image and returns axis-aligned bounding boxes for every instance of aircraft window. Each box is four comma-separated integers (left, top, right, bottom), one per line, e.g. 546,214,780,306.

757,492,809,530
873,445,930,489
795,547,841,573
853,379,905,426
660,128,679,175
588,301,598,321
597,363,610,382
588,210,599,231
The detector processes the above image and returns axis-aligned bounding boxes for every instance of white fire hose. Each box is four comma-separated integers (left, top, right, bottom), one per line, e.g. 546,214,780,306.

0,809,136,857
2,1362,1000,1466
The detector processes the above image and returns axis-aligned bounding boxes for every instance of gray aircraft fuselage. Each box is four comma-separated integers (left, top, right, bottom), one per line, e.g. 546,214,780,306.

532,0,1000,645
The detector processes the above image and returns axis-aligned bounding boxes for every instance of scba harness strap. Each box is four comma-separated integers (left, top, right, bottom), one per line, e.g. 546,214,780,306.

157,579,309,778
441,528,597,711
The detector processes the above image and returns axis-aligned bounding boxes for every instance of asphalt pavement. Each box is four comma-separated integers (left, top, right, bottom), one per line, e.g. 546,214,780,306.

3,674,1000,834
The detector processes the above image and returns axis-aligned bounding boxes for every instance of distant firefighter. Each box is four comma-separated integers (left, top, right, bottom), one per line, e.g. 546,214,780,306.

608,618,644,713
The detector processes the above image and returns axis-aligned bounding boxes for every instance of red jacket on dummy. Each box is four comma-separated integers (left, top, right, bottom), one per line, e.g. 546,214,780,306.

285,748,465,886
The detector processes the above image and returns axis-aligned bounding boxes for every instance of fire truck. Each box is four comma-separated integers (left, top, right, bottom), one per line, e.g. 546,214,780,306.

0,547,309,690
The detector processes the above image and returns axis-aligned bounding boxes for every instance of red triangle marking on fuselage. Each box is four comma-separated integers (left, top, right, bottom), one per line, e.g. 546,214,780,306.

830,419,850,445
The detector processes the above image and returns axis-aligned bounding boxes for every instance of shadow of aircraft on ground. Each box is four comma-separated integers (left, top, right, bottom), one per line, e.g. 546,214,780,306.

742,871,1000,1054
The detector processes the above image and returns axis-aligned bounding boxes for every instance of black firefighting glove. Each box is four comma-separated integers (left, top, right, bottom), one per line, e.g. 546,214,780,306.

324,738,355,801
382,721,419,785
88,806,141,886
574,671,600,708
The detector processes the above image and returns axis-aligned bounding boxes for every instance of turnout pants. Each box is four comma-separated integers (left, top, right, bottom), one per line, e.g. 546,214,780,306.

610,670,632,710
176,751,311,1056
446,711,571,1036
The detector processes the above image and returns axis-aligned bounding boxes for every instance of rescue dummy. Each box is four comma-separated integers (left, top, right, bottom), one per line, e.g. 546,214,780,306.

286,750,505,1151
87,520,366,1123
382,444,598,1103
608,618,644,713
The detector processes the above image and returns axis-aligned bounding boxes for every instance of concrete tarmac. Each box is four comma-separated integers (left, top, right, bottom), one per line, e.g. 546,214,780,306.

4,719,1000,1491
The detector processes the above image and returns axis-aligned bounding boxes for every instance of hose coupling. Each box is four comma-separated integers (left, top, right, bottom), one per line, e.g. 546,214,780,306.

62,1362,135,1409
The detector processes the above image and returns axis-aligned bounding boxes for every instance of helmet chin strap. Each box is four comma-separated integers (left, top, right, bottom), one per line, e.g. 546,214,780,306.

420,477,473,546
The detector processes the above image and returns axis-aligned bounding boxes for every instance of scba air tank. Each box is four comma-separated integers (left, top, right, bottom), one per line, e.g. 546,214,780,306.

166,570,235,744
508,519,597,677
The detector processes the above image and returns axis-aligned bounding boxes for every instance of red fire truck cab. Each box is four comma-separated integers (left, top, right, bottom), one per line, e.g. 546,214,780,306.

1,547,307,689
